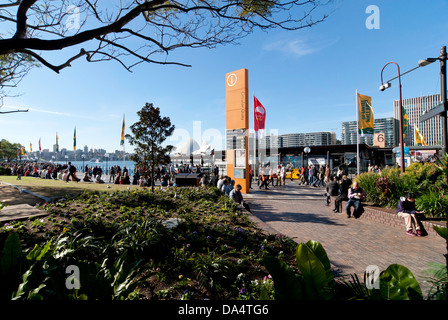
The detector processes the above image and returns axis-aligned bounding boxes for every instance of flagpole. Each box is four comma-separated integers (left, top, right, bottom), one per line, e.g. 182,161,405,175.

56,132,58,163
356,90,360,176
74,127,77,165
122,114,126,170
253,92,257,180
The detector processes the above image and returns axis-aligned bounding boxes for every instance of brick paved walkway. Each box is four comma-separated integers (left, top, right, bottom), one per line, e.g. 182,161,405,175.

245,180,446,295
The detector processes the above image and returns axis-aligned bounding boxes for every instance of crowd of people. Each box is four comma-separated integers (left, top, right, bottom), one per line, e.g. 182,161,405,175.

257,164,286,189
1,159,429,236
0,160,135,185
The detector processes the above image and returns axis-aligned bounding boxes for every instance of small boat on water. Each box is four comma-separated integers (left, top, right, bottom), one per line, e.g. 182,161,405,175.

89,158,103,163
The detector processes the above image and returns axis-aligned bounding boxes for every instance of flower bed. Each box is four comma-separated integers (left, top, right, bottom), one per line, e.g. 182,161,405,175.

0,187,299,300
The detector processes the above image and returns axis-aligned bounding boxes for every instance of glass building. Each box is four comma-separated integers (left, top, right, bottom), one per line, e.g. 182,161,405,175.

393,94,443,146
341,117,396,148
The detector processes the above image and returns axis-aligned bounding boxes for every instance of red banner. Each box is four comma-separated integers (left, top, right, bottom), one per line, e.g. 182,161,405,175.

254,96,266,139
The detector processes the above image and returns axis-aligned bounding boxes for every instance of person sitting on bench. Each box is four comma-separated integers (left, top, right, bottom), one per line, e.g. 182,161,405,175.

396,193,425,237
346,181,366,218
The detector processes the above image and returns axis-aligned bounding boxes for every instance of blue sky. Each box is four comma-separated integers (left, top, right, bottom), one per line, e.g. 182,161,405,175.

1,0,448,154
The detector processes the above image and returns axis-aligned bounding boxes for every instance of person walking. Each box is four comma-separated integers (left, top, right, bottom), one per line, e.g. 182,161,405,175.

259,174,269,190
280,164,286,186
66,162,80,182
309,165,319,187
299,166,306,185
325,176,339,208
249,167,253,189
316,167,325,187
345,181,366,218
323,165,331,184
109,166,115,183
16,165,23,180
274,165,281,186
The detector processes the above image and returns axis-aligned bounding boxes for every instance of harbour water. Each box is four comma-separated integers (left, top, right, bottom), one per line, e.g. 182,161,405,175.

55,160,137,175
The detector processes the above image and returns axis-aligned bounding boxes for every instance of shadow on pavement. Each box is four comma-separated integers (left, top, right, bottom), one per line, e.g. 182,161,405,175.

250,202,345,226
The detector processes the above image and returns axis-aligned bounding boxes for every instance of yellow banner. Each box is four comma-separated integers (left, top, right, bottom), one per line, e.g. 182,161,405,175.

358,93,374,136
414,126,428,146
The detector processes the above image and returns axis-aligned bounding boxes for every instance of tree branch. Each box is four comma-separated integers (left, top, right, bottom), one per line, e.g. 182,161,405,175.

18,48,87,73
13,0,36,39
0,0,21,9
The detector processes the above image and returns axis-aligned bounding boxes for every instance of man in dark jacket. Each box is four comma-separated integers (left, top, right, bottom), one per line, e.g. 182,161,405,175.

334,175,352,212
325,176,339,209
396,193,424,236
229,184,252,213
66,162,80,182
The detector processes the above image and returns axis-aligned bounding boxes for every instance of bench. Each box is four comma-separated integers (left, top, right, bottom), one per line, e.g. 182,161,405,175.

339,201,444,238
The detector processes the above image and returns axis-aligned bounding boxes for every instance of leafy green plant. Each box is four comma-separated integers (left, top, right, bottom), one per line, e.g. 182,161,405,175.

0,232,24,299
265,240,430,300
11,265,46,300
190,248,234,292
355,172,381,205
421,262,447,300
264,240,335,300
377,264,423,300
415,190,448,218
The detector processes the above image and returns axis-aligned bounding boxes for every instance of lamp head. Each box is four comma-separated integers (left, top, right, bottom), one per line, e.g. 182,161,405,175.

418,58,438,67
379,82,391,91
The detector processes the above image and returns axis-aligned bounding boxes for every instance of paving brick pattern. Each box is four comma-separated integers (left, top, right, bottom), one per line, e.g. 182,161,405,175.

245,180,446,295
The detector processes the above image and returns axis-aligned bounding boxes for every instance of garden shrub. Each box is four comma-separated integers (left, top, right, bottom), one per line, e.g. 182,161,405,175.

356,162,446,214
355,172,381,205
416,190,448,218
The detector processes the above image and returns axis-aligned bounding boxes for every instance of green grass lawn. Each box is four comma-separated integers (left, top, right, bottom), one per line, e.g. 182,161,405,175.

0,175,142,199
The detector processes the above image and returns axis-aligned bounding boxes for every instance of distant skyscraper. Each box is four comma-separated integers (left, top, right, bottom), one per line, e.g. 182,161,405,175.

341,117,395,147
394,94,443,146
280,132,337,148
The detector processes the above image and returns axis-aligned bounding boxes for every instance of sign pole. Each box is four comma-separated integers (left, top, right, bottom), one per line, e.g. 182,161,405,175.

356,90,360,176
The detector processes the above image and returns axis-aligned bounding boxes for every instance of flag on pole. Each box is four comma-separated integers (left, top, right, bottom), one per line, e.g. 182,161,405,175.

56,133,59,152
253,96,266,139
39,137,41,152
414,126,428,146
21,147,25,155
73,127,76,150
30,142,32,153
120,114,125,145
357,93,374,137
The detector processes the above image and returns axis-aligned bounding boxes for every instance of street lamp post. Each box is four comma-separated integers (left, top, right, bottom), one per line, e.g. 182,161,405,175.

105,153,109,174
82,154,85,171
304,147,310,167
418,46,448,155
419,47,448,286
380,62,405,174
